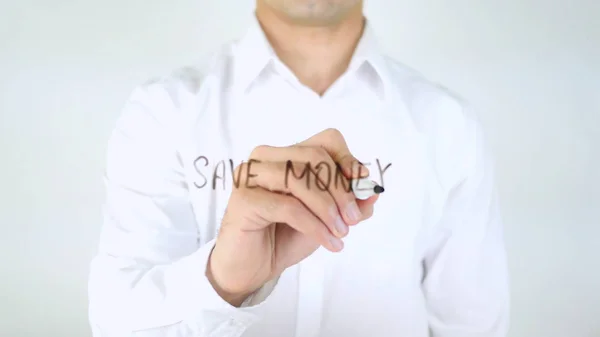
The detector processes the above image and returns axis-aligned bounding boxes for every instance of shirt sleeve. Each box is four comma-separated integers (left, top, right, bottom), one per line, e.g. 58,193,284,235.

421,115,510,337
88,80,277,337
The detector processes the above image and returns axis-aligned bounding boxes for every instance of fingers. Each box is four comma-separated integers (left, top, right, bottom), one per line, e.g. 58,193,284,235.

233,160,349,238
356,194,378,222
231,186,344,252
249,145,361,227
298,128,370,179
230,128,378,253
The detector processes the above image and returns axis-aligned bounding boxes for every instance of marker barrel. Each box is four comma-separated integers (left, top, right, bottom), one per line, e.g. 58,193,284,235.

351,178,384,200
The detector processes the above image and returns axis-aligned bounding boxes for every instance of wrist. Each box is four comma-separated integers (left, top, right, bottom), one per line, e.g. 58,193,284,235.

206,248,253,307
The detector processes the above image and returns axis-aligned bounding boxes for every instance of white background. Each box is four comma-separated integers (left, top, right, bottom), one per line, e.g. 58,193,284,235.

0,1,598,336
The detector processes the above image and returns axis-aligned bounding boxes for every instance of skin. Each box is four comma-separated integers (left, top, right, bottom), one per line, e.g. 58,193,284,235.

207,0,375,307
255,0,365,95
259,0,362,25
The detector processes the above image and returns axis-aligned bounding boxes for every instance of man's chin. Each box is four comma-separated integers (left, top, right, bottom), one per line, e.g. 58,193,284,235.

266,0,361,27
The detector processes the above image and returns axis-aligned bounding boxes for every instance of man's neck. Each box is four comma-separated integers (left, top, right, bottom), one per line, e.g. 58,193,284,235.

255,4,365,95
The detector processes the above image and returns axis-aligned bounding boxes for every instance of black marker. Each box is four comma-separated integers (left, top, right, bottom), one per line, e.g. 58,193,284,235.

351,178,385,200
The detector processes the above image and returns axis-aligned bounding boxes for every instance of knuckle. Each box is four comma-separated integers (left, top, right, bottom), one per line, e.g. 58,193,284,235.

250,144,271,158
278,160,294,173
281,161,305,185
264,162,283,191
324,128,342,139
326,128,345,144
293,161,308,171
308,146,330,163
339,154,355,165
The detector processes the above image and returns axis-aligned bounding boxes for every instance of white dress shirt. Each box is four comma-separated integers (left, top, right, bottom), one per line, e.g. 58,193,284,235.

88,16,509,337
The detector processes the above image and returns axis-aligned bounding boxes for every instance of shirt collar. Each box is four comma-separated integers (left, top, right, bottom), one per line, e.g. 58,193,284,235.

233,14,389,96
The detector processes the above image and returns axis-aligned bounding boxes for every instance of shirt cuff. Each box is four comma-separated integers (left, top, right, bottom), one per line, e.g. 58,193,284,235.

241,276,281,307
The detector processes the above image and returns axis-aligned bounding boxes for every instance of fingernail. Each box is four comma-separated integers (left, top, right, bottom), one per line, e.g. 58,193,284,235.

358,164,370,177
352,160,369,177
329,237,344,251
334,215,348,237
346,201,362,222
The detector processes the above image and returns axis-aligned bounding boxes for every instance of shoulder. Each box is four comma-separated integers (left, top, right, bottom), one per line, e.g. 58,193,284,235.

383,56,478,134
119,42,237,127
133,48,230,106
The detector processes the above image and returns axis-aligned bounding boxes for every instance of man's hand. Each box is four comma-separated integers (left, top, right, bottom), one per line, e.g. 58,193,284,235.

206,128,379,306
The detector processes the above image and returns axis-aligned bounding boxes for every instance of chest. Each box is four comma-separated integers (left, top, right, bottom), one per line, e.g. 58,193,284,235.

184,92,431,262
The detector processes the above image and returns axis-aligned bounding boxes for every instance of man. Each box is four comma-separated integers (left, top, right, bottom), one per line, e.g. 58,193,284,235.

88,0,510,336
